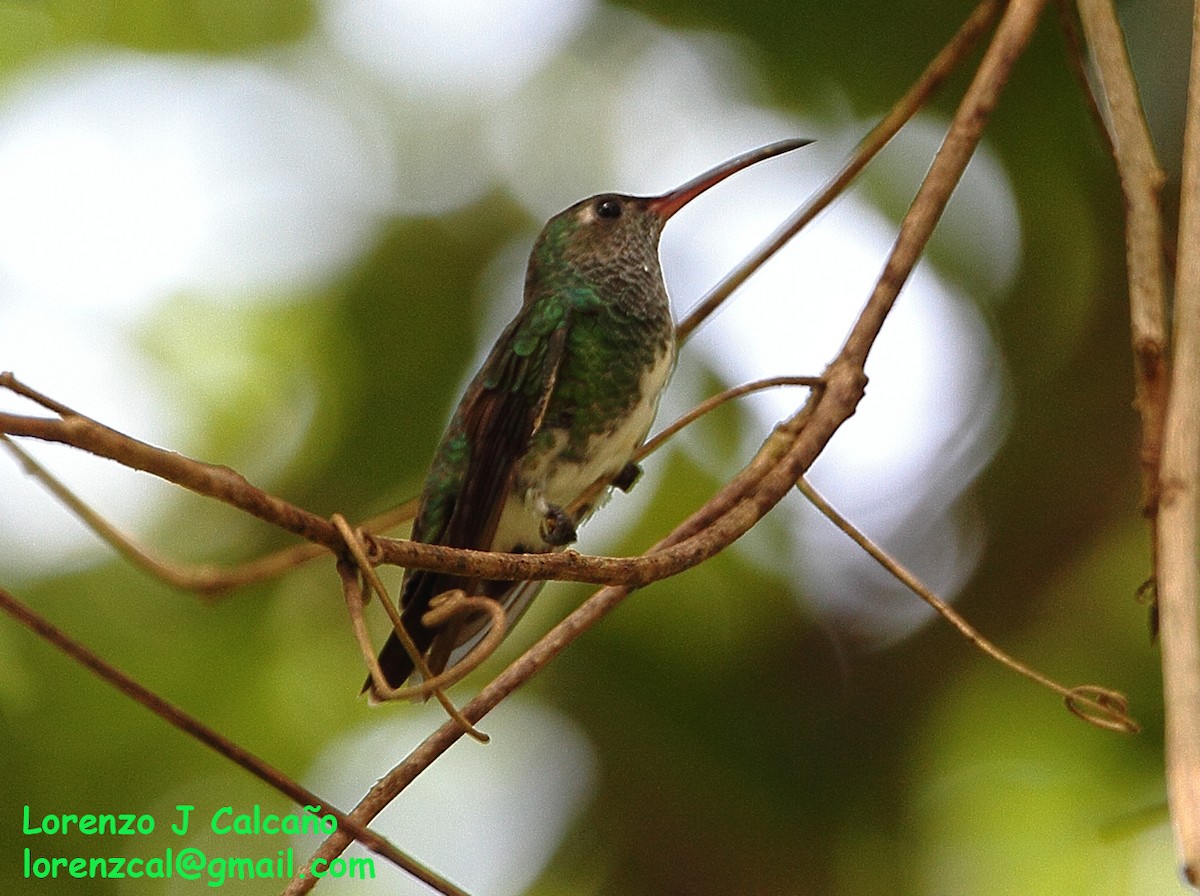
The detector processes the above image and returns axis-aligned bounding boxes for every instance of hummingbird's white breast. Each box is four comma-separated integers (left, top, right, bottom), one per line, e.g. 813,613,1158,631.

491,344,675,554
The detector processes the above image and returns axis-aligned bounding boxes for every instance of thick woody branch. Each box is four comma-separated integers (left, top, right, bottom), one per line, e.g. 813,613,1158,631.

1155,0,1200,881
1074,0,1170,532
0,401,819,588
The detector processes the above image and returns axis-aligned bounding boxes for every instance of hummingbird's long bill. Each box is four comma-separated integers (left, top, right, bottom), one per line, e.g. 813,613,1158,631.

645,138,813,219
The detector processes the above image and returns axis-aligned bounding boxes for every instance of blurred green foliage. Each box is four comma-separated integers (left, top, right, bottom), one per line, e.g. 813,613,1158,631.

4,0,313,54
0,1,1185,894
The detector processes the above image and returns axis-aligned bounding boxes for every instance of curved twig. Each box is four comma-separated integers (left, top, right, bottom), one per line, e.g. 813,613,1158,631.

797,478,1138,733
564,374,823,522
332,516,493,743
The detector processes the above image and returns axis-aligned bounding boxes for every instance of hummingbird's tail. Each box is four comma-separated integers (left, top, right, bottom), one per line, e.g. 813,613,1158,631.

361,570,437,700
360,577,545,702
363,631,419,698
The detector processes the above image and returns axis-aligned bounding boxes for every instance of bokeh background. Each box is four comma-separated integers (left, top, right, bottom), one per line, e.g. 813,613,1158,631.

0,0,1189,893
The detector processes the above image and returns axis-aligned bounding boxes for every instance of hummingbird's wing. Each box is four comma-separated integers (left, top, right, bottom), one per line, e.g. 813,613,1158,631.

440,323,565,549
368,303,574,695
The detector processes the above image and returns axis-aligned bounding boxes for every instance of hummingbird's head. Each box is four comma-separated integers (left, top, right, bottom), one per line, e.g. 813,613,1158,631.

523,193,669,305
525,139,813,303
556,193,667,272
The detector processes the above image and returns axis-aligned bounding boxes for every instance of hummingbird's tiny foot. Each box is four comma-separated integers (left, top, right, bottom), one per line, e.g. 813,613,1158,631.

540,505,578,546
613,462,642,492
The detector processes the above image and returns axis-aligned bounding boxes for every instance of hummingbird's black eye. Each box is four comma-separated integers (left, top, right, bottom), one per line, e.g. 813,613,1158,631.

595,198,622,220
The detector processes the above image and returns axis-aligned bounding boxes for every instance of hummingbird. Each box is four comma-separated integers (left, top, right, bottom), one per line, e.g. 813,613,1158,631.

366,139,811,698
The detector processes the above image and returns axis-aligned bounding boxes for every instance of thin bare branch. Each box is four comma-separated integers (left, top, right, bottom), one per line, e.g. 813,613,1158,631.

0,374,826,591
0,398,344,552
0,586,471,896
1067,1,1187,875
675,0,1004,343
797,478,1138,733
841,0,1050,364
0,392,860,590
1055,0,1116,148
636,375,824,461
1,434,421,594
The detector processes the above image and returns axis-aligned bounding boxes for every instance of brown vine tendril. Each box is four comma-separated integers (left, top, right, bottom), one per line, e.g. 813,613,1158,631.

796,478,1139,734
332,515,495,743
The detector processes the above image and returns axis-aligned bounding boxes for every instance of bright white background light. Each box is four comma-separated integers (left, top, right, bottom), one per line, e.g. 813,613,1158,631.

0,51,393,574
301,700,596,895
322,0,595,97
